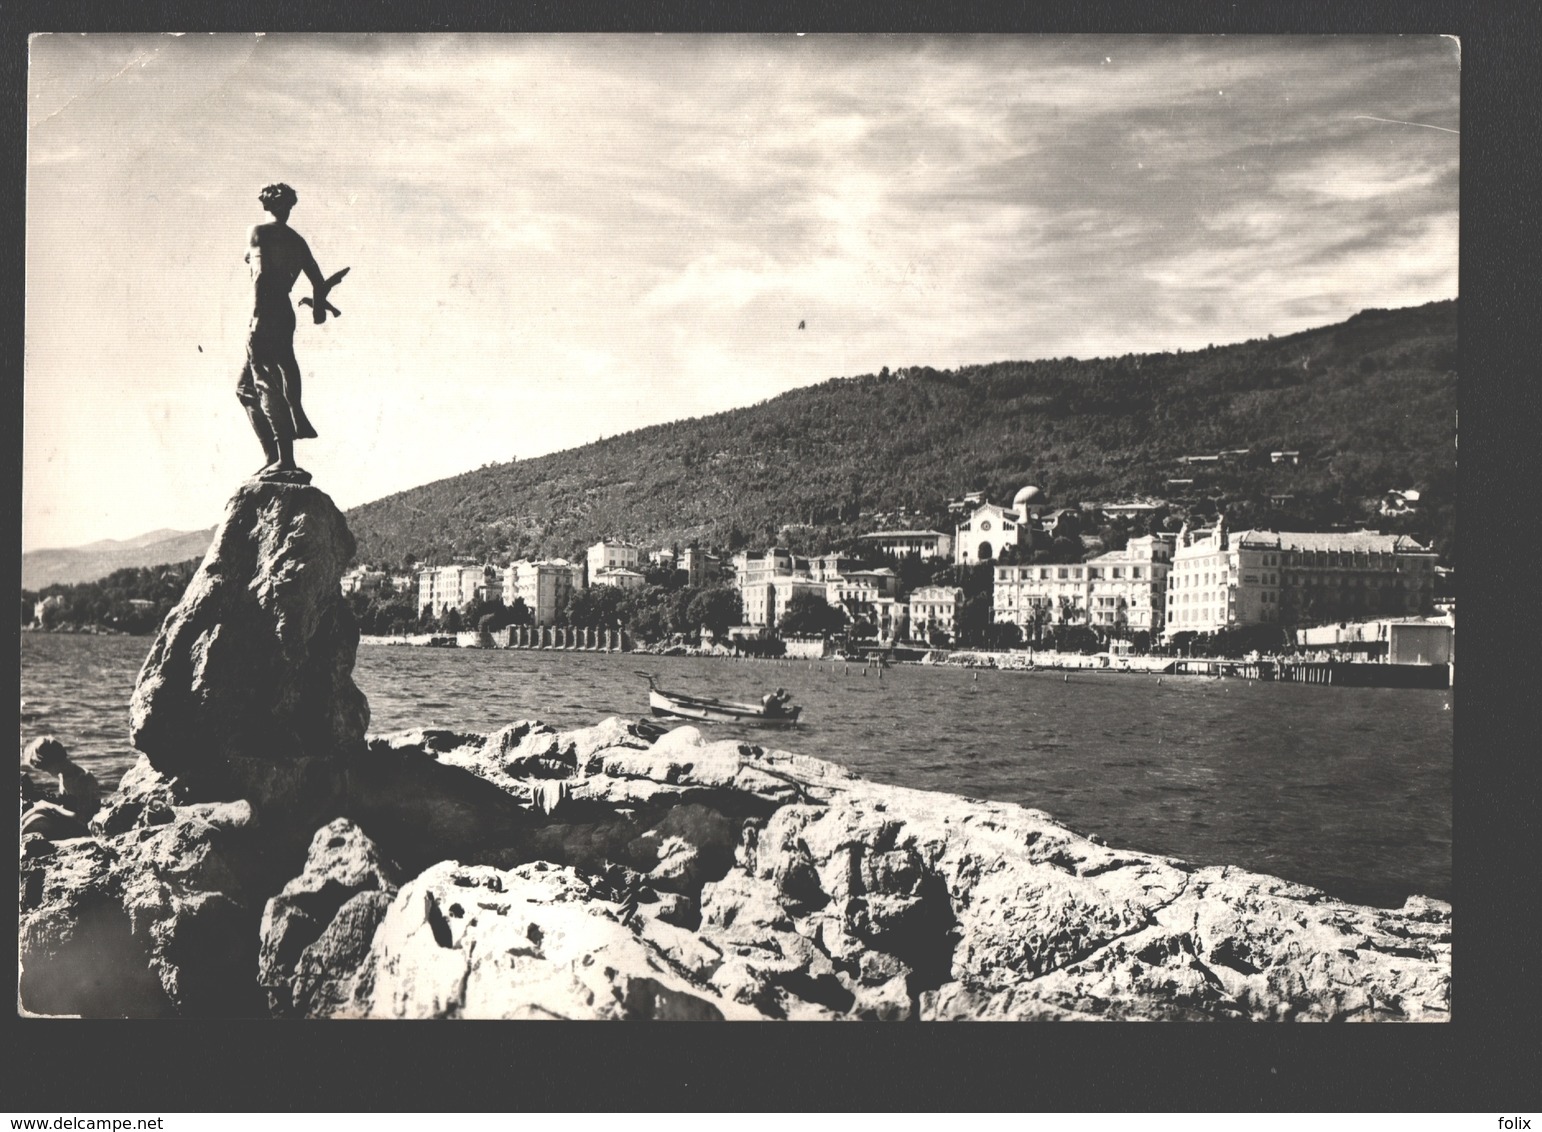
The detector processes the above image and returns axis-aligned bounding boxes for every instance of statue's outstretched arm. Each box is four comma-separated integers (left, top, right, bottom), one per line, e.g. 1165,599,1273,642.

298,240,350,324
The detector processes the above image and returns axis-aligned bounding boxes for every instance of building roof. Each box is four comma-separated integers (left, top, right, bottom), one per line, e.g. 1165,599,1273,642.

1083,547,1140,565
960,502,1021,523
910,585,962,599
860,529,948,539
1231,529,1432,554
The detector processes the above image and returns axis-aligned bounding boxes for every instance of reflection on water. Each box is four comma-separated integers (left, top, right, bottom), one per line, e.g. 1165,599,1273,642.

20,634,1453,906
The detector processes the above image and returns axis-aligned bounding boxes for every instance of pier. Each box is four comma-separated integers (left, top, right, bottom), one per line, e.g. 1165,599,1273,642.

438,626,632,651
1166,657,1448,688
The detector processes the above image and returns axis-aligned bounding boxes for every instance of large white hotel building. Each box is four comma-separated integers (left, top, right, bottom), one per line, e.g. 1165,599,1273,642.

1165,522,1437,634
993,534,1174,636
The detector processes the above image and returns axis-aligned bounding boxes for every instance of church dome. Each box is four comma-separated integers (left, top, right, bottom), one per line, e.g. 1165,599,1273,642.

1013,485,1044,509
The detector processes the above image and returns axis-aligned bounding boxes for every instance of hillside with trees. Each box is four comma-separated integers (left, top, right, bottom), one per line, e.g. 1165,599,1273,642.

23,560,202,634
345,300,1456,568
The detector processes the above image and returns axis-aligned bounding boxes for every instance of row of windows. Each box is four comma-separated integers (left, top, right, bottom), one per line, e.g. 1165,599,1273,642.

1175,571,1224,587
1286,551,1408,568
1172,590,1228,604
996,562,1169,582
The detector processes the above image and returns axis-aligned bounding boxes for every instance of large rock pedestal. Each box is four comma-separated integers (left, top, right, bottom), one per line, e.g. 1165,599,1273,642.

128,481,369,825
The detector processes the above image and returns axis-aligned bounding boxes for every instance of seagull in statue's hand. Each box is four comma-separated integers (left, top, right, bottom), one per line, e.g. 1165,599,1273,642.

300,266,351,324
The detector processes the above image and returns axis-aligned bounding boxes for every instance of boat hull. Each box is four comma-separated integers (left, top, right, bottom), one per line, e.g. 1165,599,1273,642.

648,688,801,726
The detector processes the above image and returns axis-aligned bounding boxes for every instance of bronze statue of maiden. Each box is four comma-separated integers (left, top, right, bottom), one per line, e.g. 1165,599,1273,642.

235,183,348,482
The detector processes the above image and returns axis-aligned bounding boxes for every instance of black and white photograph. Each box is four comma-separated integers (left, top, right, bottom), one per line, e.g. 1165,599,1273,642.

19,32,1460,1028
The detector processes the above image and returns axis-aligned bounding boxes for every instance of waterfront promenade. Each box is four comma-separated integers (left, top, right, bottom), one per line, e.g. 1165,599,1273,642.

359,633,1451,688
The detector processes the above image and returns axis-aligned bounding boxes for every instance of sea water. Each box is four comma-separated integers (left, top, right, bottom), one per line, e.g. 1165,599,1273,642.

19,633,1453,907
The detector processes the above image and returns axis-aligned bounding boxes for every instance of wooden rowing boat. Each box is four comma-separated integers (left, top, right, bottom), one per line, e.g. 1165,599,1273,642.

637,672,802,726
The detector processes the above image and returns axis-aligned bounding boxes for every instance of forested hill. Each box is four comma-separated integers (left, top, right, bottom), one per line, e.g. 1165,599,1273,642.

346,300,1457,568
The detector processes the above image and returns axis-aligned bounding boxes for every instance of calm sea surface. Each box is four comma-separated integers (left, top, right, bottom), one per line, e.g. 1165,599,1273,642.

19,633,1453,907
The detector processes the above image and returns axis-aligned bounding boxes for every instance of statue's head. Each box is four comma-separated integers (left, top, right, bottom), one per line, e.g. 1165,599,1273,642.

258,182,298,217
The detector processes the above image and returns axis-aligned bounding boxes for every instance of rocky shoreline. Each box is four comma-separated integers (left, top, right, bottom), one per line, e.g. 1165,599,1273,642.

20,716,1454,1021
18,480,1452,1021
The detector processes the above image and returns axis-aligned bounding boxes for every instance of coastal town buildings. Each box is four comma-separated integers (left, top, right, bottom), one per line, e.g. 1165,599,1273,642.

503,559,584,626
682,547,721,587
1092,500,1164,520
946,490,989,515
872,597,909,643
1040,508,1084,538
1380,488,1422,517
1273,531,1437,626
586,540,640,586
1164,524,1437,635
591,567,646,590
991,561,1093,634
585,545,641,589
824,573,886,624
909,585,962,641
857,529,953,560
733,548,804,588
417,564,495,617
1084,534,1174,636
1165,520,1278,634
390,484,1437,650
341,567,389,595
807,553,860,583
954,485,1046,565
741,577,828,630
842,567,898,598
1295,616,1453,664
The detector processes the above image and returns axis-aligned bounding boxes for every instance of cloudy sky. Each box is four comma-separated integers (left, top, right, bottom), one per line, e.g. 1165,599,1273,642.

23,33,1458,552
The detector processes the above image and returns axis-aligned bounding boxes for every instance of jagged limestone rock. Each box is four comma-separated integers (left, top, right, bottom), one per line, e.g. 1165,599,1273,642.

258,818,402,1017
128,481,368,813
350,860,762,1020
19,803,268,1018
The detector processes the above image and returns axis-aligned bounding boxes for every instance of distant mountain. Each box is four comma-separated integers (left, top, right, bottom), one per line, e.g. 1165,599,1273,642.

345,300,1457,569
72,528,199,553
23,528,215,590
